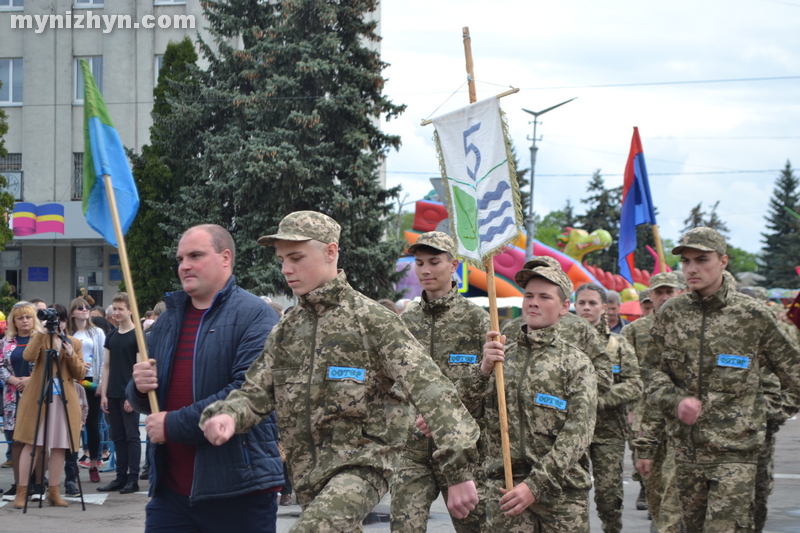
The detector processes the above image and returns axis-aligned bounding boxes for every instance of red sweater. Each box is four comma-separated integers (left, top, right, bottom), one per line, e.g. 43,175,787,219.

163,305,203,496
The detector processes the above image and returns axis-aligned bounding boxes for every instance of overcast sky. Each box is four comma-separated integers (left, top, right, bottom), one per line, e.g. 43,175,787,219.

379,0,800,254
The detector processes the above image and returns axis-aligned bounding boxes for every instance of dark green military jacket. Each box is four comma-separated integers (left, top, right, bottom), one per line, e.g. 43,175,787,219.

592,324,642,444
648,274,800,463
502,312,613,395
401,283,490,461
460,325,597,500
200,271,480,498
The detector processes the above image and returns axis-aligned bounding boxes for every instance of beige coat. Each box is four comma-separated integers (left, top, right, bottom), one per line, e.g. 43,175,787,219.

14,331,85,450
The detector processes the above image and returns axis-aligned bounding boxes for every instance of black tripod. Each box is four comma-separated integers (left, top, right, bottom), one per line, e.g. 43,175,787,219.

24,330,85,512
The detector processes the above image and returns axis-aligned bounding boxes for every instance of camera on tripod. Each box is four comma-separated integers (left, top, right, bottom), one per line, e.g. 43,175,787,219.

37,307,59,333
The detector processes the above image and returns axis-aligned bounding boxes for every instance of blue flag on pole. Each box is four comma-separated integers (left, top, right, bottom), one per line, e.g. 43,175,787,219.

81,59,139,248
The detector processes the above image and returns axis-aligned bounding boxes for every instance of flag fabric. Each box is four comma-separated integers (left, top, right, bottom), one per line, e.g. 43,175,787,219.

431,97,523,266
81,59,139,248
618,127,657,283
12,202,65,236
786,291,800,331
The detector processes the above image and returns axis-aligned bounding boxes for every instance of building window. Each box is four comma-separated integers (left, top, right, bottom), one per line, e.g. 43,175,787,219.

73,153,84,200
155,55,164,86
74,0,103,7
75,56,102,103
0,0,24,10
154,0,186,5
0,58,23,105
0,153,22,201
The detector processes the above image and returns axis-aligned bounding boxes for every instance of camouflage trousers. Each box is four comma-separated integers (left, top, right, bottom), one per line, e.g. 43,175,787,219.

643,437,682,533
292,468,387,533
390,450,485,532
589,440,625,533
675,461,756,533
753,429,777,533
485,477,589,533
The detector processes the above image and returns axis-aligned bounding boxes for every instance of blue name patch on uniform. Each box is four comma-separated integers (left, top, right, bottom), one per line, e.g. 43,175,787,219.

717,354,750,369
535,393,567,411
612,365,621,374
327,366,366,382
449,354,477,364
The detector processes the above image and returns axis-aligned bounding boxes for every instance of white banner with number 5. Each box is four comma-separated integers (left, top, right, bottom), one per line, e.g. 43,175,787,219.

432,97,522,265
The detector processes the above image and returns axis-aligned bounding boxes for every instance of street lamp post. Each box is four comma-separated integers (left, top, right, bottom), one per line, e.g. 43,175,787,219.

522,97,577,261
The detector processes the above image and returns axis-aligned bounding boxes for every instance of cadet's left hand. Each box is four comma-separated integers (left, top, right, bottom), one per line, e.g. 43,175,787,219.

677,396,702,425
499,482,535,516
482,331,507,376
415,415,432,438
446,480,478,519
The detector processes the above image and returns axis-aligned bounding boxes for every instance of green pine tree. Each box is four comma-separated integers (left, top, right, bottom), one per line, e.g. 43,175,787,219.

760,161,800,288
154,0,406,299
125,37,200,308
576,170,621,272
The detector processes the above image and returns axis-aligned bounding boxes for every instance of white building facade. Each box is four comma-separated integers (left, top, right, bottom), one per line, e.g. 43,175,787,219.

0,0,382,307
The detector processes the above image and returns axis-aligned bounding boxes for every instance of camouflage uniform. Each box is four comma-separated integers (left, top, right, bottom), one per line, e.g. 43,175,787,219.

462,262,598,533
590,324,643,533
390,231,490,533
200,212,480,533
647,228,800,533
737,286,800,533
625,273,684,532
502,312,613,396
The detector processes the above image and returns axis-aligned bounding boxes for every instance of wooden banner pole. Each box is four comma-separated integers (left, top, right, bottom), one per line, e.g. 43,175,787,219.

463,26,514,492
103,175,160,415
651,224,667,274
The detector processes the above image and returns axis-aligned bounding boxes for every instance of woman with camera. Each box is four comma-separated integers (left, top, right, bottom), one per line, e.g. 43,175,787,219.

13,304,85,508
0,302,42,501
67,297,106,484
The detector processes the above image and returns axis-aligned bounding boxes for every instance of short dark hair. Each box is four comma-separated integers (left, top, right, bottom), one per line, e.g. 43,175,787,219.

184,224,236,268
575,283,607,304
29,297,46,306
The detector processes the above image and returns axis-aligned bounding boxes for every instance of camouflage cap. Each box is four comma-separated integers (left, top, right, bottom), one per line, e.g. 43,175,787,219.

257,211,341,247
638,288,652,304
672,227,727,256
514,264,573,298
649,272,682,291
407,231,456,256
522,256,562,271
738,286,769,303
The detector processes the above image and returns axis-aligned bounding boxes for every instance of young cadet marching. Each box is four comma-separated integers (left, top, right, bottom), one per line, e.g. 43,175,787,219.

625,272,684,533
199,212,481,532
736,283,800,533
501,256,613,397
646,227,800,533
574,283,643,533
390,231,490,533
462,258,597,533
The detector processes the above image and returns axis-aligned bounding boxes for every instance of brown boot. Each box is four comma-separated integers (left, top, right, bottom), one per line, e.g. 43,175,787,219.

47,486,68,507
13,485,27,509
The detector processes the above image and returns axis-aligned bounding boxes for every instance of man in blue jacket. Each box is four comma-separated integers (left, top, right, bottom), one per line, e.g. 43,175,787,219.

127,224,283,533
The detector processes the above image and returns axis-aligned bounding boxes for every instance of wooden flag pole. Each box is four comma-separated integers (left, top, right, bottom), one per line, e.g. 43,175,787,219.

103,175,160,415
463,26,514,492
651,224,667,274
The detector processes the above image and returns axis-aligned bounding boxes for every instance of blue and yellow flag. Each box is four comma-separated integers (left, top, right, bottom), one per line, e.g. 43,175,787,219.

81,59,139,247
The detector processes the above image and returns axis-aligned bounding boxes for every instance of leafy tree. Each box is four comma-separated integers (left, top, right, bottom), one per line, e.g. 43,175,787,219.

126,37,199,308
760,161,800,288
0,83,15,251
575,170,621,272
154,0,406,299
727,245,758,275
534,200,576,249
511,145,530,215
